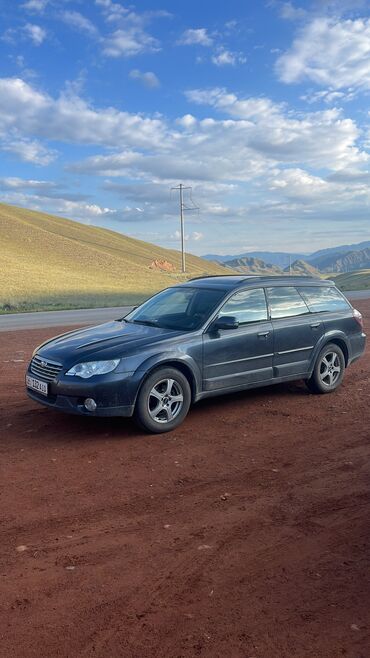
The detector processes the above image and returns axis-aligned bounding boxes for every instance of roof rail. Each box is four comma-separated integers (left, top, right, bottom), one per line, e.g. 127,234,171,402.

188,274,258,281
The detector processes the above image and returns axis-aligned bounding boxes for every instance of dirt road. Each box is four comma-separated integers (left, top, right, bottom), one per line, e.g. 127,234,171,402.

1,304,369,658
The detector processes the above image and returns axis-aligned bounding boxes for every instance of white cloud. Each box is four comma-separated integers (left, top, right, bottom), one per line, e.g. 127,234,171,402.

60,11,98,37
95,0,128,22
102,28,160,57
279,2,308,20
22,0,48,12
211,49,246,66
185,87,365,170
176,114,197,129
178,28,213,47
276,17,370,90
129,69,160,88
301,88,356,104
0,78,167,149
24,23,47,45
2,138,56,165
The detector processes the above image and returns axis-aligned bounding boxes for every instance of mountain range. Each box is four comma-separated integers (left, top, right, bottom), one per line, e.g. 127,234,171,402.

204,240,370,274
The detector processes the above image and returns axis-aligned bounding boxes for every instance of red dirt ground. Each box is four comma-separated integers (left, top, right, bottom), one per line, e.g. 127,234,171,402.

0,303,369,658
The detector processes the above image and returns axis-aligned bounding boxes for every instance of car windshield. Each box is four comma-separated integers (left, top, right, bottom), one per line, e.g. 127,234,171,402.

124,286,226,331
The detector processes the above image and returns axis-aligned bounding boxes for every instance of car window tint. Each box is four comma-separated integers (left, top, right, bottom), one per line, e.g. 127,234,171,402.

219,288,268,324
297,286,351,313
267,287,310,319
148,289,193,315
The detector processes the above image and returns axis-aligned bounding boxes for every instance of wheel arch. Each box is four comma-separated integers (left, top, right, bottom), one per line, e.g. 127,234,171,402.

325,338,349,366
133,356,200,404
309,333,350,375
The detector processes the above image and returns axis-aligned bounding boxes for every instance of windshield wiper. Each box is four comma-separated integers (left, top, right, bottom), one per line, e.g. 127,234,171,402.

132,319,159,327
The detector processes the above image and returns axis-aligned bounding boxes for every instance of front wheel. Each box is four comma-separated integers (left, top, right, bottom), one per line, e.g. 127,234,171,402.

306,343,345,394
134,367,191,433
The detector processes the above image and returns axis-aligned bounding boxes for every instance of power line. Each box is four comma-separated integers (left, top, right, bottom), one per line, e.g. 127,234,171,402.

171,183,199,273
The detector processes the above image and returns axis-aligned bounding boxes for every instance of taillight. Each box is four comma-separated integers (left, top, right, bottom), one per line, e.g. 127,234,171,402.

353,308,363,331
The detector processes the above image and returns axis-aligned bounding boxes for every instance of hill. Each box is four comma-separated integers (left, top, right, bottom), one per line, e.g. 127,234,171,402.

203,240,370,273
309,247,370,273
306,240,370,265
0,203,228,313
333,269,370,291
203,251,306,268
283,259,321,277
223,256,282,275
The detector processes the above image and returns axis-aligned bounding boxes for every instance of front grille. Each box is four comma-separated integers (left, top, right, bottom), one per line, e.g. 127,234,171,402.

30,355,63,382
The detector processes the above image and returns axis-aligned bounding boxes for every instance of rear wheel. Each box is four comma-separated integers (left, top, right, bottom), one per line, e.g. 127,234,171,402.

134,367,191,433
306,343,345,394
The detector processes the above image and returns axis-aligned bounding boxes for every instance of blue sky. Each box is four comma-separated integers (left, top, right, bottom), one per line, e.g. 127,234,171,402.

1,0,370,255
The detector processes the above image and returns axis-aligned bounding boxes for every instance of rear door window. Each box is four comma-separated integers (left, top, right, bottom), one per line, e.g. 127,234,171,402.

219,288,268,324
267,287,310,319
298,286,351,313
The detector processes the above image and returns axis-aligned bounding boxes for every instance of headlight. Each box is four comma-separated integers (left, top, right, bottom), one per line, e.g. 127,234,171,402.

66,359,120,379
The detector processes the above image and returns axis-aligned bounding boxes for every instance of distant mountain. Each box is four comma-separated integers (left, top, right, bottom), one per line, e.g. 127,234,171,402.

224,256,282,275
203,251,306,268
307,240,370,264
241,252,306,269
283,259,321,277
315,247,370,273
203,240,370,270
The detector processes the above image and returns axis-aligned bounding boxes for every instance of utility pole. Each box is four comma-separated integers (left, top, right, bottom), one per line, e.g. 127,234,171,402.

171,183,199,273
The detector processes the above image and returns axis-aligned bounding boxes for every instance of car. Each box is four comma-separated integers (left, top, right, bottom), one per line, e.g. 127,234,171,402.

26,275,366,434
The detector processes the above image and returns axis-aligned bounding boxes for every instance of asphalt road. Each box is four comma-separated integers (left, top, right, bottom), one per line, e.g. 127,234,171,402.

1,290,369,331
0,306,132,332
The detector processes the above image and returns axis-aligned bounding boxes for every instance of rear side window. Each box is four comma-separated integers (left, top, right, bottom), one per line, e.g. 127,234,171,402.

267,286,310,319
297,286,351,313
219,288,268,324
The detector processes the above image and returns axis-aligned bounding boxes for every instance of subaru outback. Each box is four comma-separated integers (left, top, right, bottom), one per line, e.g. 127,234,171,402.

26,276,366,433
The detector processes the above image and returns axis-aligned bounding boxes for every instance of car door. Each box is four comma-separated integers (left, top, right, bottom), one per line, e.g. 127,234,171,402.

266,286,325,378
202,288,274,391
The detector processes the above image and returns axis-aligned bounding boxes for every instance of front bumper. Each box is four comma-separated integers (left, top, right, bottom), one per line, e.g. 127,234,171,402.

26,368,138,417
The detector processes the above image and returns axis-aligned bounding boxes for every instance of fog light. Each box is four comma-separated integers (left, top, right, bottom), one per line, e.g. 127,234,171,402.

84,398,97,412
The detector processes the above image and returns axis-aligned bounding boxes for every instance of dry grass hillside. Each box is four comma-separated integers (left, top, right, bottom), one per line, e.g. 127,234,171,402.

0,203,229,313
334,269,370,291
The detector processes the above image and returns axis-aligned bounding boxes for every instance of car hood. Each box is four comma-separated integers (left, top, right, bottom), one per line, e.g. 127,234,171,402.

35,320,185,364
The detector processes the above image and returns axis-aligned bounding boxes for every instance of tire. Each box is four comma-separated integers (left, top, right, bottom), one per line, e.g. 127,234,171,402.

306,343,345,394
134,367,191,433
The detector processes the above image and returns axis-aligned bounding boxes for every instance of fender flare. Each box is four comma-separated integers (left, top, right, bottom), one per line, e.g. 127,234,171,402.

130,352,202,404
308,330,350,374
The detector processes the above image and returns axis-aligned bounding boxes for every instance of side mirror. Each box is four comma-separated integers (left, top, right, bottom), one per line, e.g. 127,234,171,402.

210,315,239,331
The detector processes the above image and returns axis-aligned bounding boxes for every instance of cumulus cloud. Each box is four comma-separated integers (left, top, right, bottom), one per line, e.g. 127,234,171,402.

22,0,48,12
95,0,128,22
2,138,56,165
276,17,370,90
24,23,46,45
129,69,160,88
102,28,160,57
0,78,167,150
185,87,365,170
211,49,246,66
60,11,98,37
178,28,213,46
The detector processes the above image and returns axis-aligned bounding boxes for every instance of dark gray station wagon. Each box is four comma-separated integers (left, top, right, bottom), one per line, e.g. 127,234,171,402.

26,276,366,433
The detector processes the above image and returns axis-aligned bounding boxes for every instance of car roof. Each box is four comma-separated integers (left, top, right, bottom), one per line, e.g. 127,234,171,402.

182,275,334,291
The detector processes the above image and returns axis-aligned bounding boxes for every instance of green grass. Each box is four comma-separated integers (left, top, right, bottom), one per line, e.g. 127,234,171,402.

333,269,370,291
0,203,229,313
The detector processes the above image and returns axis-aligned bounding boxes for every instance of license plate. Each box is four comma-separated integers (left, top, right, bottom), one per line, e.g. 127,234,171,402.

26,375,48,396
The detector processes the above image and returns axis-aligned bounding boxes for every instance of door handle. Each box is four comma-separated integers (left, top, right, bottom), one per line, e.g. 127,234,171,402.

258,331,270,337
310,322,320,329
